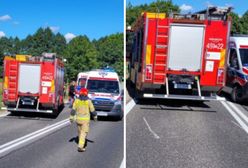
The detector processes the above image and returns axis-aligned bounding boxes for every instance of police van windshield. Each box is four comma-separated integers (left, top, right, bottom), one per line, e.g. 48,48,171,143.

240,49,248,67
87,80,119,94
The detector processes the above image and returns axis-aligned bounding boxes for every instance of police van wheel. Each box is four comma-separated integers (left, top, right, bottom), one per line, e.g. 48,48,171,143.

231,86,243,103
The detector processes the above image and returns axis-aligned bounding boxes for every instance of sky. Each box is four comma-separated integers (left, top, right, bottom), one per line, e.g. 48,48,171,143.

127,0,247,16
0,0,124,41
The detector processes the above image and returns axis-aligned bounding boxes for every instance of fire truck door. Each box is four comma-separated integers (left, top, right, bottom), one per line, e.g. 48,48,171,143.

18,64,41,94
168,24,205,71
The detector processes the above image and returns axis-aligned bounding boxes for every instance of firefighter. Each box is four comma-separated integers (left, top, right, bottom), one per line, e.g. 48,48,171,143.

69,81,76,107
70,88,97,152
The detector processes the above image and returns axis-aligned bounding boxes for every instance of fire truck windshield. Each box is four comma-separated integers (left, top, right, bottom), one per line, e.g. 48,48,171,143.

240,49,248,67
87,80,119,94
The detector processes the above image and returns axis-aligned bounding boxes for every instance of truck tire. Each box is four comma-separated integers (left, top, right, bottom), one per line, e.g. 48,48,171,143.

9,111,18,116
51,105,59,118
231,86,243,103
134,88,142,103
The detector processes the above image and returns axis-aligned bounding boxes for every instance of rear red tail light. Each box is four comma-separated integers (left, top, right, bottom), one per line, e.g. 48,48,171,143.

217,68,224,84
145,65,152,80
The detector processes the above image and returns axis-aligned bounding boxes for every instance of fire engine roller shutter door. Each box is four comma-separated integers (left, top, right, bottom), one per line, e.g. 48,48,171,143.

18,64,41,94
168,24,205,71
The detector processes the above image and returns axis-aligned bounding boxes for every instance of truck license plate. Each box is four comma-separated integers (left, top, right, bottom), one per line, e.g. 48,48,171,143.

97,112,108,116
174,84,191,89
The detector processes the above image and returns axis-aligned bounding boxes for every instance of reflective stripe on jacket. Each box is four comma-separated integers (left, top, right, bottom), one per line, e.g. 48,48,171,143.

72,98,95,123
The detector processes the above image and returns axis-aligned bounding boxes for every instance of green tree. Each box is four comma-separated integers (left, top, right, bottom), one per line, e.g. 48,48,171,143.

63,35,99,81
229,12,243,34
94,33,123,77
126,0,180,26
240,11,248,34
20,27,66,56
53,33,66,56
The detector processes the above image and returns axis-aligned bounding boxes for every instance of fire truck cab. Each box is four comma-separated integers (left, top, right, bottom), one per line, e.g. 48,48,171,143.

223,35,248,102
129,7,232,101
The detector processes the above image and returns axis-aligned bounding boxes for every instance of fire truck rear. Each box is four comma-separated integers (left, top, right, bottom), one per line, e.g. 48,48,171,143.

129,7,232,100
2,53,65,114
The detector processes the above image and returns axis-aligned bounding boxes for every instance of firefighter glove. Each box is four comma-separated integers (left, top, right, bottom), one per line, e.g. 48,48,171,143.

92,111,97,121
93,115,98,122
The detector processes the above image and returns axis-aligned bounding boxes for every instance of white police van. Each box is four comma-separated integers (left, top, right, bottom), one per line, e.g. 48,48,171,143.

85,68,123,120
223,35,248,102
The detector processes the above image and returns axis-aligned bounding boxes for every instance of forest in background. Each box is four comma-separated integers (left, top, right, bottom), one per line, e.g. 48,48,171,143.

0,28,123,81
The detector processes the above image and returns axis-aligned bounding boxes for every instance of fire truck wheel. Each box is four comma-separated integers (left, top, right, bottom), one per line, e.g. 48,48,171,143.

51,108,59,118
59,103,64,111
134,89,142,103
9,111,18,115
231,86,243,103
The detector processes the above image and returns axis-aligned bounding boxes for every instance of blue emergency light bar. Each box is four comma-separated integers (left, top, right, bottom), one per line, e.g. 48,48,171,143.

102,67,115,72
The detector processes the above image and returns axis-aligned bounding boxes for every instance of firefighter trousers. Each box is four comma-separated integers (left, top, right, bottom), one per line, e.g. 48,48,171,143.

77,121,90,149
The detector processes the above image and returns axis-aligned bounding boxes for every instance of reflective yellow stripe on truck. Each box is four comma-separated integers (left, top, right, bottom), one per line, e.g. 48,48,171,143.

219,49,226,68
145,13,166,19
146,45,151,64
50,80,55,92
4,76,8,89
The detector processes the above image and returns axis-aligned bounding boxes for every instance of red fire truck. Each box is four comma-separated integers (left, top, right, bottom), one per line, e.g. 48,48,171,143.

129,7,232,100
2,53,64,115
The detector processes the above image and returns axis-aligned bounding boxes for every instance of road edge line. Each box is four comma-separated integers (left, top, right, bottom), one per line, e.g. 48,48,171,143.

0,112,10,118
126,99,136,115
227,102,248,124
221,101,248,134
0,119,68,150
0,119,69,157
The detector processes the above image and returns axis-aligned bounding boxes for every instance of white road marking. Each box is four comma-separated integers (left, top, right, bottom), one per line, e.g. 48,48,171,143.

126,99,136,115
221,101,248,134
122,98,136,168
227,101,248,124
143,117,160,139
231,120,244,130
0,112,10,118
119,158,125,168
0,118,69,157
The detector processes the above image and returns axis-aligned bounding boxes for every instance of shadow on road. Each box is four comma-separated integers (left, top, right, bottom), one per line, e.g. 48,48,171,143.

69,136,94,148
139,99,216,113
95,117,122,122
4,105,66,120
127,79,218,112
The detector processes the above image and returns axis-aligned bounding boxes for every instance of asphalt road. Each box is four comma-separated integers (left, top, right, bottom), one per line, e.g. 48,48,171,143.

0,105,123,168
126,99,248,168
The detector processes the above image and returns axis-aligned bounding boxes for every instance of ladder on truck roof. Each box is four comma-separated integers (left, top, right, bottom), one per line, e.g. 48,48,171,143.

153,13,169,85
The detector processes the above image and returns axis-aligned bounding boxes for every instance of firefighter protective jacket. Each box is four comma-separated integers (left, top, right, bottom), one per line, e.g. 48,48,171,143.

70,96,95,124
